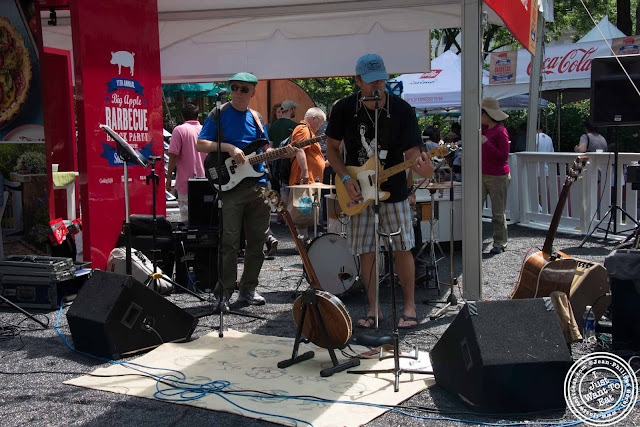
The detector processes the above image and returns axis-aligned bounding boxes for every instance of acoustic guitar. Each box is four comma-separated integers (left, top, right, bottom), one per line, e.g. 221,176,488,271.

263,190,352,348
510,156,588,299
335,144,458,216
204,135,327,192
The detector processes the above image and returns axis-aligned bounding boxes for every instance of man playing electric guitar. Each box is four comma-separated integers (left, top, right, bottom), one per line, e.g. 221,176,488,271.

197,72,296,311
325,54,434,329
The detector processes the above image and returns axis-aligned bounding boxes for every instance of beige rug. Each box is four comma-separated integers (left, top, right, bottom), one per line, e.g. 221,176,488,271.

65,330,435,426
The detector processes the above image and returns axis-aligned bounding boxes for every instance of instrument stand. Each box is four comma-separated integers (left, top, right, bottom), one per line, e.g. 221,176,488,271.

348,232,432,392
580,137,638,246
277,289,360,377
209,91,265,336
144,156,163,292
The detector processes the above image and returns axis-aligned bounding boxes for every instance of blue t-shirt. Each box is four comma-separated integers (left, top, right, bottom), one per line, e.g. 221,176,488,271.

199,103,269,184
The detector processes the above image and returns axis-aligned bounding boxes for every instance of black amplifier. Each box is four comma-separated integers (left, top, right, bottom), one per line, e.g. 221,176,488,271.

174,229,219,291
174,228,219,248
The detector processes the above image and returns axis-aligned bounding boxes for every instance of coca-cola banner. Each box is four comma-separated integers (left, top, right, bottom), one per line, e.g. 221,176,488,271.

485,0,539,56
488,39,613,86
71,1,163,269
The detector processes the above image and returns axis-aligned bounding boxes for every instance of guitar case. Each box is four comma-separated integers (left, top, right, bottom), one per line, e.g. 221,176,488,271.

569,258,610,331
106,247,173,295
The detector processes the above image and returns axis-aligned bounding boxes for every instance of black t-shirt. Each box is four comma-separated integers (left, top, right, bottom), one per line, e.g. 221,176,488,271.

325,92,422,203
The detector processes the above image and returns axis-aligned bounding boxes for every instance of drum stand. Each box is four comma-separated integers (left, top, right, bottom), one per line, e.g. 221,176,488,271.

348,232,431,392
413,187,445,293
278,289,360,377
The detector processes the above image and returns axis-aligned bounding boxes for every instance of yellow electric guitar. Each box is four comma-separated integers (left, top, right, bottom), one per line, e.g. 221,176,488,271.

336,144,458,216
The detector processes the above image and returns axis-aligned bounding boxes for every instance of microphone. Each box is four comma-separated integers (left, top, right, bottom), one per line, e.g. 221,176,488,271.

361,88,381,101
215,88,228,99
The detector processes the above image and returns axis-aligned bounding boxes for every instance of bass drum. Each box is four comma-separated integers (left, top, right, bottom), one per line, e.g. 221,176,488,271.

307,233,359,296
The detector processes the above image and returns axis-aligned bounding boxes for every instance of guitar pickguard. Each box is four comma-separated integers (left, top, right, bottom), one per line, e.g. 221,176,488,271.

353,169,389,208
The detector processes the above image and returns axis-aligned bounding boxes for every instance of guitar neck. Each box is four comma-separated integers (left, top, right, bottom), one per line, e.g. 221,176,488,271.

248,136,326,166
279,205,322,288
542,183,571,255
378,147,443,181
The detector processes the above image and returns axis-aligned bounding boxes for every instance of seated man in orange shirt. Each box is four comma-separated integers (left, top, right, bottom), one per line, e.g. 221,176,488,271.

288,107,327,185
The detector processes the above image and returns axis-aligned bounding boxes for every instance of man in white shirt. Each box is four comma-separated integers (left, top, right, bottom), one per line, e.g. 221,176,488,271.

536,127,554,153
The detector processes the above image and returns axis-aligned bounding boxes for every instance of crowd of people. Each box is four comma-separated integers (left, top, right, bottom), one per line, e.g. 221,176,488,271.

164,52,609,326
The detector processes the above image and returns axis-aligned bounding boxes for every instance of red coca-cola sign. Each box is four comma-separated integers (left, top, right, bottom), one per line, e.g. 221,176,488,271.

527,48,597,76
420,70,442,79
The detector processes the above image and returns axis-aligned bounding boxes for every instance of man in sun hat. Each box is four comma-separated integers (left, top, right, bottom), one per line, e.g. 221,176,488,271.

197,72,295,311
325,53,434,330
480,97,510,255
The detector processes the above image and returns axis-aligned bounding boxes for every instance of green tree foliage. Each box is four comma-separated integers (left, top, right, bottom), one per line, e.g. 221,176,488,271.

292,77,357,113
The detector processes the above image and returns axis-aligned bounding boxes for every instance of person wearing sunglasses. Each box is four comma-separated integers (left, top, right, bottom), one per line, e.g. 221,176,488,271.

197,72,295,312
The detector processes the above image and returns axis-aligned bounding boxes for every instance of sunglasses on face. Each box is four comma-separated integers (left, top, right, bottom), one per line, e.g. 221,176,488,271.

230,85,251,94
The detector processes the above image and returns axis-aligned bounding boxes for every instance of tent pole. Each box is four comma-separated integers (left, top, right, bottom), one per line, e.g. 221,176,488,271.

526,11,545,152
556,91,562,151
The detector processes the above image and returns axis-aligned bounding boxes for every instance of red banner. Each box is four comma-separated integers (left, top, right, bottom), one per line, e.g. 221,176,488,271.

485,0,539,55
71,1,164,269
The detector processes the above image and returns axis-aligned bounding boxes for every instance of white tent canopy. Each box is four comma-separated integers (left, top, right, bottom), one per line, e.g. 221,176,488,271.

392,50,547,112
41,0,504,82
578,15,625,43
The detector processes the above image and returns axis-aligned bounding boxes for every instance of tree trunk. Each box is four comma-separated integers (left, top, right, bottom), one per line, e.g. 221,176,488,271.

636,2,640,35
617,0,632,36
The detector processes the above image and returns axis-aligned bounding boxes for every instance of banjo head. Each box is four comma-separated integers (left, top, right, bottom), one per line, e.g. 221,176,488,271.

292,290,352,348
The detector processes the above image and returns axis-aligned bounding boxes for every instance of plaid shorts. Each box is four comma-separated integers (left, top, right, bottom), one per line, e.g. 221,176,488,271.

347,199,415,254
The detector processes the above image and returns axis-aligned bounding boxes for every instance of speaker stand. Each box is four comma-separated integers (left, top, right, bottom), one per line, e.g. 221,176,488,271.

580,136,638,246
0,293,48,328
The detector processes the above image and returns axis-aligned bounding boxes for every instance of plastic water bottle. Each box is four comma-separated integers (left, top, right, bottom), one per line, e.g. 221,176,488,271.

583,305,596,345
187,267,197,290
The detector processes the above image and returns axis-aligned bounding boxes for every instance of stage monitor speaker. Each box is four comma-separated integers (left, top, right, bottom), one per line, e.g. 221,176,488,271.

590,55,640,126
66,270,198,359
430,299,572,412
188,178,218,228
605,249,640,350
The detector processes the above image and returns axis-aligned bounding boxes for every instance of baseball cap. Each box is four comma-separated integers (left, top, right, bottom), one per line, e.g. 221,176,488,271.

280,100,299,111
355,53,388,83
228,72,258,85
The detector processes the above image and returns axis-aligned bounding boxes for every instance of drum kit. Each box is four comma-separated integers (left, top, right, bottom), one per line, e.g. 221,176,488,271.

288,182,359,297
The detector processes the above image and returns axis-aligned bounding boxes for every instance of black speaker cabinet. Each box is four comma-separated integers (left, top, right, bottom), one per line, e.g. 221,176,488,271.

605,249,640,350
188,178,218,228
590,55,640,126
430,299,572,412
66,270,198,359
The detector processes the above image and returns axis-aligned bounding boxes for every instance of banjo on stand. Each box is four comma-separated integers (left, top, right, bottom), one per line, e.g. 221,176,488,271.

263,191,360,377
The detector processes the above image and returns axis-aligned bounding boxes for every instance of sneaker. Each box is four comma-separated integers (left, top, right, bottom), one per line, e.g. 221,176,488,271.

266,236,278,256
489,246,505,254
237,290,266,306
213,296,230,313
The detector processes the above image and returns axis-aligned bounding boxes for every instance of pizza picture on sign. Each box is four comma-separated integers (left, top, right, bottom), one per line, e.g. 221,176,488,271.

0,16,32,129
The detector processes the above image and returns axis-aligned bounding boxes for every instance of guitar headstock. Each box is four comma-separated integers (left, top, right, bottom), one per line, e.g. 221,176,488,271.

567,155,589,183
428,143,459,158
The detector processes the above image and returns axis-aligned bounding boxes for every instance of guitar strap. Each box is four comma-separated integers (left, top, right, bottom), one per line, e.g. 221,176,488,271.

249,108,266,138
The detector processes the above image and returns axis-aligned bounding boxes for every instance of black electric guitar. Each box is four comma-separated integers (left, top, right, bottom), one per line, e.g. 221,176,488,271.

204,135,327,192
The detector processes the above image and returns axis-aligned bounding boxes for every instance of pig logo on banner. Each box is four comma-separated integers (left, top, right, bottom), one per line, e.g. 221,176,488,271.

110,51,135,76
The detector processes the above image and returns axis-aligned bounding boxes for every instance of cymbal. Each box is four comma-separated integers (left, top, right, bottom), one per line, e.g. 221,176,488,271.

418,181,461,190
289,182,336,190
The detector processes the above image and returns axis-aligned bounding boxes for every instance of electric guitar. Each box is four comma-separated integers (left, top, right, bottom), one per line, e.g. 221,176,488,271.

204,135,327,192
510,156,589,300
335,144,458,216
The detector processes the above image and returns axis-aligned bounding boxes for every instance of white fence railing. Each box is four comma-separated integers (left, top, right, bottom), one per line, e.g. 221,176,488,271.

482,152,640,238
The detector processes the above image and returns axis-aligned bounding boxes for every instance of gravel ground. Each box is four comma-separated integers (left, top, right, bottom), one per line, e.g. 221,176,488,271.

0,219,638,427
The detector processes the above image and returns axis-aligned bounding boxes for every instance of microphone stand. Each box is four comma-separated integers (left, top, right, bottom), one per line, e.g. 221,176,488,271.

350,96,429,390
211,90,264,338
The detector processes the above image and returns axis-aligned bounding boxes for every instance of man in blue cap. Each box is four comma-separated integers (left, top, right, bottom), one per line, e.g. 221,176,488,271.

197,72,295,311
325,54,434,329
